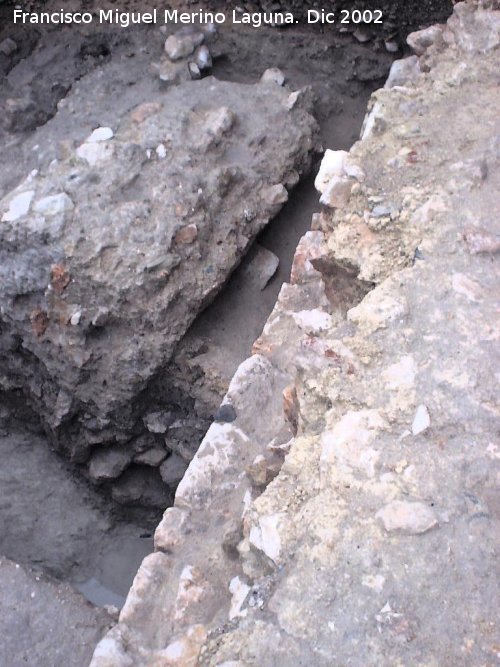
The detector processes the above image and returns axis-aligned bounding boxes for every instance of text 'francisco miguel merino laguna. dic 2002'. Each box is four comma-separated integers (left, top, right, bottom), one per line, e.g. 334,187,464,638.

12,8,383,28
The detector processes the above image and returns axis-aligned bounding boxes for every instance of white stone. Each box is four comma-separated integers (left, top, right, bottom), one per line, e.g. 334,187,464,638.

165,32,204,61
155,625,207,665
320,176,353,209
321,410,385,477
33,193,74,217
174,566,205,619
344,159,365,182
407,25,444,55
353,27,371,43
285,91,300,110
89,635,133,667
156,143,167,159
228,576,250,620
384,56,421,89
348,286,407,332
376,500,438,534
411,194,448,226
176,422,250,509
262,184,288,206
361,100,385,140
293,309,332,334
362,574,386,592
87,127,114,142
314,150,348,194
261,67,285,86
76,142,114,166
195,45,212,70
143,411,172,434
70,311,82,326
2,190,34,222
249,513,284,563
384,40,399,53
411,404,430,435
382,356,417,390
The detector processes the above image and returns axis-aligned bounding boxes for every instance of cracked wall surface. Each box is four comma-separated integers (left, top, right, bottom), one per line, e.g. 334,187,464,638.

86,1,498,664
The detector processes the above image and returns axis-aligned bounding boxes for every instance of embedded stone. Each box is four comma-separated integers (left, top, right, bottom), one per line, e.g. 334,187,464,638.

195,45,212,71
229,576,251,620
134,446,168,467
165,31,204,61
348,286,408,332
0,37,17,56
262,184,288,206
76,141,113,166
2,190,34,222
174,224,198,245
376,501,438,535
154,507,188,552
385,56,421,89
407,25,444,55
243,245,279,290
33,193,74,217
249,514,284,564
411,404,431,435
382,356,417,391
130,102,162,124
321,410,385,478
87,127,114,142
213,404,237,423
314,150,348,194
159,454,188,487
150,625,207,666
319,176,353,208
89,446,134,482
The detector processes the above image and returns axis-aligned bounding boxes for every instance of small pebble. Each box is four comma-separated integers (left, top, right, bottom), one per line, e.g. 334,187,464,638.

70,311,82,326
384,40,399,53
195,45,212,71
188,61,201,80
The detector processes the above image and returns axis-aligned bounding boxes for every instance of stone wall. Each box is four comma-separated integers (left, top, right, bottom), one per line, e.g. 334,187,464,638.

90,3,500,664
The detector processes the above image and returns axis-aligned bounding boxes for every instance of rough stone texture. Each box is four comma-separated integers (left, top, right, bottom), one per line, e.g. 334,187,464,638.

0,74,319,497
0,557,112,667
90,4,500,665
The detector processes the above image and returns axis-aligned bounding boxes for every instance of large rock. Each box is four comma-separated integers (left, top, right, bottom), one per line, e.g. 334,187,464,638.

0,76,319,493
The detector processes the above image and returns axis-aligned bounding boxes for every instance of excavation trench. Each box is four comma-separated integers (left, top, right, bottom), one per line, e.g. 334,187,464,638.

0,11,417,612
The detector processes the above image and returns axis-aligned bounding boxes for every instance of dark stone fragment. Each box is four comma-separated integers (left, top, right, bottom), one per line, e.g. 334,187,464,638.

213,404,237,423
